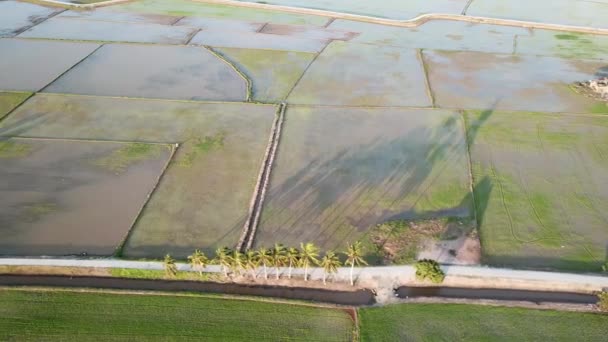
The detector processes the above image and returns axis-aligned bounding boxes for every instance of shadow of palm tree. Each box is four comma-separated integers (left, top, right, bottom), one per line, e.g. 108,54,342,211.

256,111,487,250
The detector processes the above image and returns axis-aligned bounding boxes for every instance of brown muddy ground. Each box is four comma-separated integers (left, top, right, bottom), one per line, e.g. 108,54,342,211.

0,138,173,256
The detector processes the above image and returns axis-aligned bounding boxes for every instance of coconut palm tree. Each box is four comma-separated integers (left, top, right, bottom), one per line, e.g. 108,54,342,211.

271,243,287,280
245,250,260,279
187,249,209,277
300,242,320,281
286,247,300,279
231,249,246,276
256,247,272,280
215,247,232,278
345,241,368,286
164,254,177,278
319,251,341,285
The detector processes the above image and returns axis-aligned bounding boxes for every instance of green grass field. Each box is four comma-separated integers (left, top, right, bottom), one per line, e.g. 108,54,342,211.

359,303,608,341
0,289,354,341
467,110,608,271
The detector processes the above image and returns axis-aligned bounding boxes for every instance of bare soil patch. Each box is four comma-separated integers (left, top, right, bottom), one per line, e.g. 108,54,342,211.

571,77,608,102
362,218,479,265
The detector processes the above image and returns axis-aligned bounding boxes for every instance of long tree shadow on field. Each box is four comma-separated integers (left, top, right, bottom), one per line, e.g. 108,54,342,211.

256,108,496,252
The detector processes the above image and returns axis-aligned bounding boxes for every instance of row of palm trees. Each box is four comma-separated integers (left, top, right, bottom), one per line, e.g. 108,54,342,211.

164,241,367,285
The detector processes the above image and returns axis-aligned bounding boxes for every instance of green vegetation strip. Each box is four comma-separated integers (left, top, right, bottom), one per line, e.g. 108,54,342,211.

359,303,608,341
0,289,354,341
110,268,221,282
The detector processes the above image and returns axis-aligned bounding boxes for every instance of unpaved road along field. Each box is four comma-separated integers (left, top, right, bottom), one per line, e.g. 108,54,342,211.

0,0,607,271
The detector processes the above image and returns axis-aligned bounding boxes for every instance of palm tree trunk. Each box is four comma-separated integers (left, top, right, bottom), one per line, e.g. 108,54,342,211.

288,260,293,279
350,263,354,286
263,263,268,279
323,272,326,285
275,267,279,280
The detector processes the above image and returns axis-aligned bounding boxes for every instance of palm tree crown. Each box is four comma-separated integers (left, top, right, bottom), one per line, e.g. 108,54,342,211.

215,247,232,277
245,250,260,279
300,242,320,281
286,247,300,279
188,249,209,277
271,243,287,279
345,241,368,285
320,251,341,285
257,247,273,279
164,254,177,277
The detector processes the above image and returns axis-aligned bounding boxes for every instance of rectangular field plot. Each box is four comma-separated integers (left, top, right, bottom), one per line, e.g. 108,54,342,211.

424,50,608,114
18,17,195,44
235,0,469,20
0,39,100,92
329,19,529,55
467,110,608,271
0,1,61,37
0,290,354,341
467,0,608,29
58,8,180,25
44,44,247,101
256,107,472,252
0,138,173,256
114,0,329,26
0,94,277,258
287,42,431,106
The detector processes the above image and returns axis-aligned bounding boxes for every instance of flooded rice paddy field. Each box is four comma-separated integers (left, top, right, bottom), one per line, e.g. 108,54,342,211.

0,0,607,271
44,44,248,101
0,94,276,258
256,107,472,251
0,138,173,256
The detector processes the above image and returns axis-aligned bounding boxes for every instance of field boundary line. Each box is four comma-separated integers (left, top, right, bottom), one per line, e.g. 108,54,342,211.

21,0,134,9
193,0,608,35
36,91,275,106
283,41,329,101
245,102,286,250
113,143,180,257
237,103,285,251
8,6,66,37
204,46,254,102
184,28,202,45
38,44,104,93
11,36,320,56
459,111,478,227
418,49,436,108
7,136,176,145
461,0,475,15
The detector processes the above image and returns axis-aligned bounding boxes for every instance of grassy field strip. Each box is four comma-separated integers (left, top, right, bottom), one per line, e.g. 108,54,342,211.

0,285,355,310
0,289,355,341
358,303,608,341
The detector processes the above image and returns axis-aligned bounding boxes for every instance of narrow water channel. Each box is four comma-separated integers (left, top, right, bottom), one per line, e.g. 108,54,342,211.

395,286,597,304
0,275,376,306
